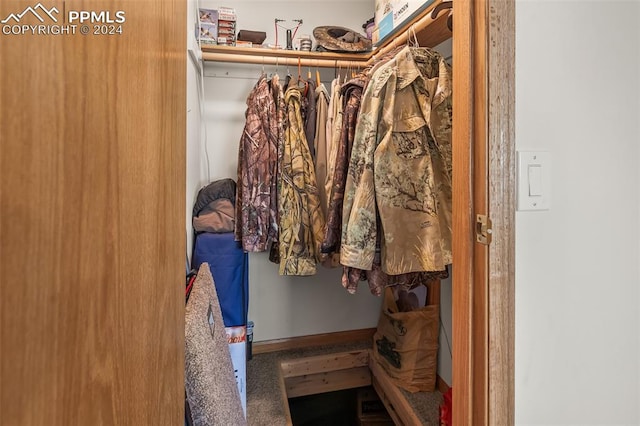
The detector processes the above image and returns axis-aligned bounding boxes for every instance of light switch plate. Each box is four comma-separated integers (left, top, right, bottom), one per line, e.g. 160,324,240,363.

517,151,551,211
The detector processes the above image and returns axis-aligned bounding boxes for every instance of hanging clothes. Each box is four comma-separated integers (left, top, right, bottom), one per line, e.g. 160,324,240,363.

278,86,326,276
342,257,448,296
325,76,341,155
235,75,279,252
341,46,453,276
314,83,330,216
304,78,317,159
321,74,367,258
267,74,287,264
321,47,404,262
323,76,343,224
321,73,373,293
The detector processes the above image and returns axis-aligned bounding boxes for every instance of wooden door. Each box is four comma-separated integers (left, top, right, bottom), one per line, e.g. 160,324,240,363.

0,1,186,424
452,1,515,425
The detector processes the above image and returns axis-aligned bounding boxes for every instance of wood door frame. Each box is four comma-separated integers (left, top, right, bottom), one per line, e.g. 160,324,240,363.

452,1,515,425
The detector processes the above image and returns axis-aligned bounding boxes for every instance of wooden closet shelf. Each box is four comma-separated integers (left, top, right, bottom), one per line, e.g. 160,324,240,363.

201,0,451,68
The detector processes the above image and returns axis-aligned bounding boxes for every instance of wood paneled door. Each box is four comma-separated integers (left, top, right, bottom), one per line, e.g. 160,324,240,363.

0,0,186,424
453,1,516,425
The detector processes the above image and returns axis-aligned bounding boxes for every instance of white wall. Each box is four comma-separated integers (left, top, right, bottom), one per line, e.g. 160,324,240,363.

515,1,640,424
200,0,383,341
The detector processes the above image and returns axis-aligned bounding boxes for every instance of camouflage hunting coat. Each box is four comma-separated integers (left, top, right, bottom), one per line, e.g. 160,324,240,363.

278,86,326,276
341,47,453,275
321,75,367,257
324,77,343,210
235,75,279,252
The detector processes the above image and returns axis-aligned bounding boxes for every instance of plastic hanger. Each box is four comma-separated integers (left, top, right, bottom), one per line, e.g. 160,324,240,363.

431,0,453,31
296,56,309,95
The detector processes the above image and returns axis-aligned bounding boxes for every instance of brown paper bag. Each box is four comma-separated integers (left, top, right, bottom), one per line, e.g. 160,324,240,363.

373,286,440,392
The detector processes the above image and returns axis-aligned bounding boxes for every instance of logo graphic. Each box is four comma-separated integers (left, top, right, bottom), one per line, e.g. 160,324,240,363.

2,3,125,37
1,3,59,24
376,336,402,369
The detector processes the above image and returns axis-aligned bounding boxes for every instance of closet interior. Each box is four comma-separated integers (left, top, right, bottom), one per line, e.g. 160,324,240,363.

188,0,461,424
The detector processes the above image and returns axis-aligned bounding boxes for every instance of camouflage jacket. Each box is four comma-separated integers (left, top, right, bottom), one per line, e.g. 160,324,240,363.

314,83,330,217
324,77,343,209
341,47,453,275
321,75,367,257
278,86,326,276
235,75,279,252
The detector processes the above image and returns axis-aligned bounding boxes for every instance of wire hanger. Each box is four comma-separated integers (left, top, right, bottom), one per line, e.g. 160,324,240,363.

272,56,281,87
408,24,420,48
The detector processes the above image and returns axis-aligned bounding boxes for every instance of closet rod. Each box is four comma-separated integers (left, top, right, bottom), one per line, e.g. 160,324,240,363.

201,52,367,69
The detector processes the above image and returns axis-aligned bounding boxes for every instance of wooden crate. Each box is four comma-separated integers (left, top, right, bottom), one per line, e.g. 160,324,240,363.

357,387,394,426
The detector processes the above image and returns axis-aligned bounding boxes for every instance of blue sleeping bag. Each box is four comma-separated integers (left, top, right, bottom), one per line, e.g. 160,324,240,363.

192,232,248,327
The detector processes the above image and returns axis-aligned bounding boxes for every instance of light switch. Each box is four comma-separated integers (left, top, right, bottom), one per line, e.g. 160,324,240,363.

528,165,543,196
517,151,551,211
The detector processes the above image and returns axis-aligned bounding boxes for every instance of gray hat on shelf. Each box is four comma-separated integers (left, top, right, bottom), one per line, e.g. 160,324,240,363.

313,26,372,53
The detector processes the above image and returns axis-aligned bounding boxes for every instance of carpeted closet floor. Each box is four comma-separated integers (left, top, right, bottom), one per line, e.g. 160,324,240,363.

246,339,442,425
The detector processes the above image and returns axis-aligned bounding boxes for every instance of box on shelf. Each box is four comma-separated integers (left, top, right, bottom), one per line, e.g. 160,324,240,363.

237,30,267,45
217,6,236,21
217,6,236,46
198,7,237,46
217,36,236,46
198,8,218,45
218,20,236,29
373,0,435,45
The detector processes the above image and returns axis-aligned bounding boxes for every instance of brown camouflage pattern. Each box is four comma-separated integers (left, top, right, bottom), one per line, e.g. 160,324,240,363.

341,47,453,275
321,75,368,256
277,86,326,276
341,220,448,296
235,75,279,252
